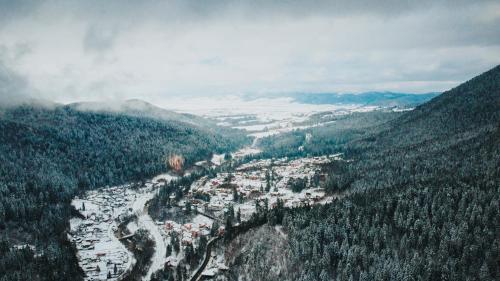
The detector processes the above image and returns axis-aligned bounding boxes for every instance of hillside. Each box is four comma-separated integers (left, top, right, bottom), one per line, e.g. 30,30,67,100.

371,65,500,147
337,66,500,193
68,99,213,127
225,66,500,281
68,99,248,147
0,104,248,281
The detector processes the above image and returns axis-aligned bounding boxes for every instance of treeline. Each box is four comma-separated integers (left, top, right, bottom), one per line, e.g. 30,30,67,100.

0,104,248,281
258,110,402,158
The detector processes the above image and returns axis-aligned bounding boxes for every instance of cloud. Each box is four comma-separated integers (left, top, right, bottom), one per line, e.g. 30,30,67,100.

83,24,119,53
0,0,499,104
0,60,32,106
0,0,40,27
8,0,491,24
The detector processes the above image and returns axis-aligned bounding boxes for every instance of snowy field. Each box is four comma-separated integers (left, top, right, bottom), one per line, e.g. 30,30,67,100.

162,95,379,136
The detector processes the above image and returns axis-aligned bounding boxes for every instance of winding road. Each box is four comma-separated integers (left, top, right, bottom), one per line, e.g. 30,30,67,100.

189,236,221,281
130,189,169,281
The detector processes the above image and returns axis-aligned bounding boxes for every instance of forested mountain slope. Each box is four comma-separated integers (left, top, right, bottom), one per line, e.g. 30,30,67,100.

0,104,248,281
258,110,403,158
227,66,499,281
338,65,500,193
69,99,216,128
368,64,500,147
69,99,248,150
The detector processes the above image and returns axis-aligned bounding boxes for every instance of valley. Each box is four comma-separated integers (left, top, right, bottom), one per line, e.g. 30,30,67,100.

1,2,499,281
2,71,498,280
66,98,364,280
69,146,345,280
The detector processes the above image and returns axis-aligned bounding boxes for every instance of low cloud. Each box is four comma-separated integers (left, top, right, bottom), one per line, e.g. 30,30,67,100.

0,55,32,105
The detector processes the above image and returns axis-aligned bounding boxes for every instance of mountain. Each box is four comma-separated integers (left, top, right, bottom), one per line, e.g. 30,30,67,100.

68,99,211,127
226,66,500,281
291,92,440,107
68,99,249,148
337,65,500,193
346,66,500,185
378,65,500,143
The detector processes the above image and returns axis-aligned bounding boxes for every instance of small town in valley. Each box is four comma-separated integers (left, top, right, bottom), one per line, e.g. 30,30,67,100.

68,154,342,280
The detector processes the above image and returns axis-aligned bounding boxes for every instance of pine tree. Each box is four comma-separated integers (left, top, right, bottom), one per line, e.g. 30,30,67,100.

479,262,491,281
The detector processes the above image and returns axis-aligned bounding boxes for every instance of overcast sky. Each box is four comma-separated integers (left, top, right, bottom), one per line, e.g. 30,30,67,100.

1,0,499,105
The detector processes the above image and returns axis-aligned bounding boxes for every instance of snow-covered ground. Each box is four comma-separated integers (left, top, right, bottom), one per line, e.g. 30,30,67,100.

141,206,167,281
69,173,177,281
163,95,377,127
161,95,378,122
162,95,380,157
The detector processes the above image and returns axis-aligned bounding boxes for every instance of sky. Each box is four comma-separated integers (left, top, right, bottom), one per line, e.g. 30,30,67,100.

1,0,500,106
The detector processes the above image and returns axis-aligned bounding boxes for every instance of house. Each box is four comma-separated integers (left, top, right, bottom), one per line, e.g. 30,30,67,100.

182,237,193,245
165,221,175,230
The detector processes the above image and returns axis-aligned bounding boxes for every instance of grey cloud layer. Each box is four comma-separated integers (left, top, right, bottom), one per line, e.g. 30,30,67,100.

2,0,495,20
0,0,499,104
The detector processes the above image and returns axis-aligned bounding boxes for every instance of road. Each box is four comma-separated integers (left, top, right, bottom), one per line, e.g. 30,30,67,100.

108,218,135,281
131,189,169,281
189,236,221,281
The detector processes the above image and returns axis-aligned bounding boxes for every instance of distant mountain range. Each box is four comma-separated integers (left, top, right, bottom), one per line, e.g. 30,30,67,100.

239,91,440,107
291,92,440,107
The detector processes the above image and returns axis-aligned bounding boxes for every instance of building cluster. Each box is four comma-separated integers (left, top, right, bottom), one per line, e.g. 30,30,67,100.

188,155,341,221
69,173,174,281
69,185,138,280
162,215,213,247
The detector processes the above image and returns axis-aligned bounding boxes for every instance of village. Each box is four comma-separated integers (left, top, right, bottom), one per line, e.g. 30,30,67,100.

186,154,342,221
67,153,342,281
160,154,343,279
